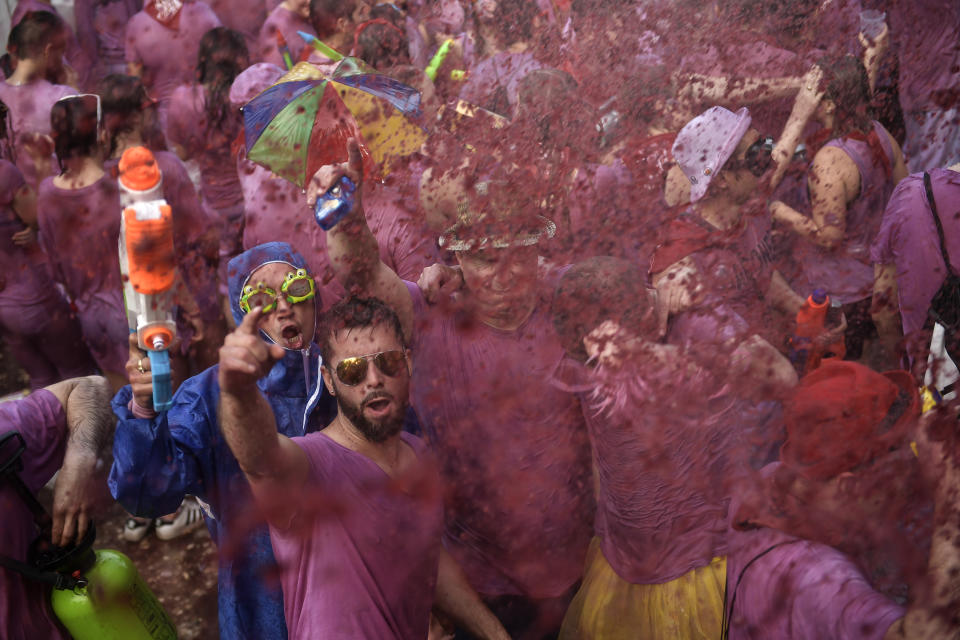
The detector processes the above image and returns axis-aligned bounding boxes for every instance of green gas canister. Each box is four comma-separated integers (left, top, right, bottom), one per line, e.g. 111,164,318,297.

30,524,177,639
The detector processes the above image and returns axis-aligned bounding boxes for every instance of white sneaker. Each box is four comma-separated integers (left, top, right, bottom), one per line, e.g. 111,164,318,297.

154,498,205,540
122,517,153,542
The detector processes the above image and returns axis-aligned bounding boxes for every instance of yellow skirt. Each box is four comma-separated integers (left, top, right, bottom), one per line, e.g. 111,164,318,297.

559,538,726,640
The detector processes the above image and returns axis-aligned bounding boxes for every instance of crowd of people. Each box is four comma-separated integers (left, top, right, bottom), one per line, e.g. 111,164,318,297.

1,0,960,638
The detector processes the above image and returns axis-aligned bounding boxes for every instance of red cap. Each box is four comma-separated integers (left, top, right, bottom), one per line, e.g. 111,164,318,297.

780,360,919,480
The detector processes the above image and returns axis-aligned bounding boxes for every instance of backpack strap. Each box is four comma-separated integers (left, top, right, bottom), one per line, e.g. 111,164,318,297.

923,172,958,278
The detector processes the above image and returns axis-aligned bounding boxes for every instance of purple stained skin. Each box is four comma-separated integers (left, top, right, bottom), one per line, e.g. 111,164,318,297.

124,1,222,120
404,279,593,599
256,5,315,68
0,390,71,640
0,160,95,388
872,167,960,337
270,431,442,639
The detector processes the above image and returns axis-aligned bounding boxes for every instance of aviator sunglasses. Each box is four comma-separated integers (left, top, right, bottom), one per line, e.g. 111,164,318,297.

332,350,407,386
239,268,315,315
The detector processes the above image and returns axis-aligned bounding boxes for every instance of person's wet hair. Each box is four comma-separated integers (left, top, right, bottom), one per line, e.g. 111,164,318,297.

354,20,409,70
309,0,358,39
6,10,64,60
819,54,874,136
99,74,165,156
196,27,249,132
319,297,406,366
552,257,660,362
50,96,100,172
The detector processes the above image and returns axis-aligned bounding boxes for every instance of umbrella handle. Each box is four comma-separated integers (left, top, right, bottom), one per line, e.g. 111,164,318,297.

314,176,357,230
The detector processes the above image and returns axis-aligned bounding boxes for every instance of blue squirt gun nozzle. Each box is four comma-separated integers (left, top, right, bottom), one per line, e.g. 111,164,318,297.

314,175,357,230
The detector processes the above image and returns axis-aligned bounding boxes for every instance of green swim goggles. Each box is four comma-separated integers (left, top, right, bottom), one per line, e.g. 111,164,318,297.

239,269,316,315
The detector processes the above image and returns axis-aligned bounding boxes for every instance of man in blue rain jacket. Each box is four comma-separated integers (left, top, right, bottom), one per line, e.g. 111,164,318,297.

110,242,336,640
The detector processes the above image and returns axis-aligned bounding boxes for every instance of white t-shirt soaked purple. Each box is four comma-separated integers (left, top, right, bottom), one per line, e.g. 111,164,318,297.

270,431,443,640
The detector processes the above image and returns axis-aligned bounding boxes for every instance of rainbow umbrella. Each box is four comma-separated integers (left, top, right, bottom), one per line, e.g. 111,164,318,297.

241,59,426,188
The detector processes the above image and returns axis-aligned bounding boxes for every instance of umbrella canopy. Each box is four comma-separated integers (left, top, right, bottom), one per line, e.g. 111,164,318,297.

242,59,426,188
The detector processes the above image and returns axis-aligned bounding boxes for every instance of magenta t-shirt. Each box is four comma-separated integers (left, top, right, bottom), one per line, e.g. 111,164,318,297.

124,2,222,110
271,432,442,640
256,5,314,68
871,168,960,337
166,83,243,212
725,528,904,640
405,280,594,598
0,389,70,640
204,0,266,46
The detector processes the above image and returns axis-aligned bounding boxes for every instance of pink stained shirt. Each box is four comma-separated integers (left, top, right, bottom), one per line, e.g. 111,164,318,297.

166,83,244,212
256,5,314,69
1,390,71,640
124,2,222,113
0,160,55,309
270,431,443,640
871,168,960,337
404,280,594,598
75,0,140,79
725,527,904,640
204,0,267,49
0,79,75,188
549,352,770,585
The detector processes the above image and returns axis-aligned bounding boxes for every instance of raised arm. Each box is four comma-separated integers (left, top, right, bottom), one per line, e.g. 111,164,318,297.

305,139,415,342
771,146,855,250
45,375,114,546
218,306,309,529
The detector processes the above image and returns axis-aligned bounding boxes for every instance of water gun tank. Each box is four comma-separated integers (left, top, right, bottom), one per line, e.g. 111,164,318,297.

118,147,176,411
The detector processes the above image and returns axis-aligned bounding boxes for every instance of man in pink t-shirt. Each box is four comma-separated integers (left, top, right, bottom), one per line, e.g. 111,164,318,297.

219,296,509,640
1,375,114,640
124,0,221,126
308,142,594,638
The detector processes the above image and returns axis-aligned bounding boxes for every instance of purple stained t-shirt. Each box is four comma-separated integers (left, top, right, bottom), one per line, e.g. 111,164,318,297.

871,168,960,337
124,2,222,117
725,527,904,640
0,79,75,188
75,0,139,78
205,0,266,49
36,175,129,374
166,83,244,212
270,431,442,640
256,5,314,68
0,389,70,640
0,160,54,309
405,280,594,598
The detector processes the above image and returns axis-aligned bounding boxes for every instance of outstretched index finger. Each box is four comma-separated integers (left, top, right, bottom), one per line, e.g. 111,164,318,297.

238,305,265,335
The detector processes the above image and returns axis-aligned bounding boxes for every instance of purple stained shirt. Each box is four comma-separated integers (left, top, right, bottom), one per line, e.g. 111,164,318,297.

166,83,244,212
0,160,54,309
405,280,593,598
270,431,442,640
124,2,222,115
0,79,75,188
36,175,129,374
871,168,960,337
799,121,896,304
0,389,70,640
725,528,904,640
205,0,266,47
75,0,139,78
458,51,544,117
256,5,314,68
886,0,960,113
